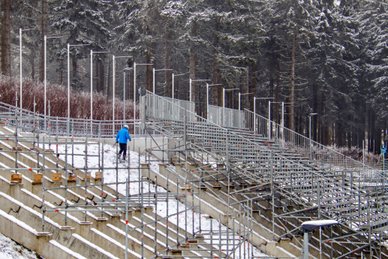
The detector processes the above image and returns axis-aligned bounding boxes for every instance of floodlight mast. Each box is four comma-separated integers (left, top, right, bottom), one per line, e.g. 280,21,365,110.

133,62,153,135
112,55,133,134
222,88,239,126
90,50,109,135
206,83,222,120
67,43,90,134
253,96,274,136
152,68,173,95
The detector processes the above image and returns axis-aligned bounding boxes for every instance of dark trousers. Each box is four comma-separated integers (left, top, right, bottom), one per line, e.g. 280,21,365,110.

119,143,127,159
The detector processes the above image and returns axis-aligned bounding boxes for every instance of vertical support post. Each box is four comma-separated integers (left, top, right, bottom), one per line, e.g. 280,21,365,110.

19,28,23,118
238,92,241,111
319,226,322,259
90,50,93,136
44,35,47,132
223,88,225,127
133,62,137,135
125,178,129,259
303,231,309,259
112,55,116,134
67,43,70,134
172,73,175,99
152,68,156,94
270,151,275,235
206,83,209,120
281,101,285,147
309,115,312,160
253,96,257,134
189,78,192,102
123,71,126,122
268,100,271,140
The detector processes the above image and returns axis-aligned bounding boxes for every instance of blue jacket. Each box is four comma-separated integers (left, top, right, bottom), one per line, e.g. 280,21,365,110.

116,128,131,144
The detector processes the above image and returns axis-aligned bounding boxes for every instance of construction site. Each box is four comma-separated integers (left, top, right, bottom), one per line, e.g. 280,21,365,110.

0,91,387,259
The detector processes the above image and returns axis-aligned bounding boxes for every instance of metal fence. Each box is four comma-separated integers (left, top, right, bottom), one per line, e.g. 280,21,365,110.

0,101,136,138
142,91,387,247
208,105,247,129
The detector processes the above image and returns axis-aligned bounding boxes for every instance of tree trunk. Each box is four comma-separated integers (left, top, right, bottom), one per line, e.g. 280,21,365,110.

1,0,12,76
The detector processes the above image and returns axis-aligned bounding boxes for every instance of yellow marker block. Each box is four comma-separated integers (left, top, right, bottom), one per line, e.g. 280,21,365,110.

67,174,77,182
32,173,42,184
95,171,103,181
51,172,62,182
11,173,22,184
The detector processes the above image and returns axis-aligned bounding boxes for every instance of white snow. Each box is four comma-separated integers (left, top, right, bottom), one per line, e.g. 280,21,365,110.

0,139,268,258
56,142,269,258
0,233,38,259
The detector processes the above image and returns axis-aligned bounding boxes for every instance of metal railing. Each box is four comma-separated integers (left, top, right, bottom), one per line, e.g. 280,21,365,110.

142,92,386,228
0,100,137,138
208,105,247,129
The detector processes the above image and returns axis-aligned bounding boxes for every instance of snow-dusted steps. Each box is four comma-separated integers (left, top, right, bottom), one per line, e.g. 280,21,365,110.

141,163,296,258
0,124,226,259
145,158,388,259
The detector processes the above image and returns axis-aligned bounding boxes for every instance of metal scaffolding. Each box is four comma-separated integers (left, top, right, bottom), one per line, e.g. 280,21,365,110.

0,108,252,258
0,89,387,258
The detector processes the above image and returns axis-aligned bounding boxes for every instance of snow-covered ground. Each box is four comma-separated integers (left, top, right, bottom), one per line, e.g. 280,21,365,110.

0,233,38,259
57,141,268,258
0,139,268,258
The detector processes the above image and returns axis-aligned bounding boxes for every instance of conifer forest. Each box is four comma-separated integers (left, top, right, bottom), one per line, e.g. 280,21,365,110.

0,0,387,153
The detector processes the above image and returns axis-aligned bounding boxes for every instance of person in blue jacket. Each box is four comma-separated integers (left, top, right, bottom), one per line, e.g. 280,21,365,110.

116,124,131,160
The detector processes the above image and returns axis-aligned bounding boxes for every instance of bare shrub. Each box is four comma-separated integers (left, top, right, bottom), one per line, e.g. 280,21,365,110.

0,76,134,120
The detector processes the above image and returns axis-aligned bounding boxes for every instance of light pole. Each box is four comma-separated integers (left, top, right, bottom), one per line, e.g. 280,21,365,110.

269,101,286,143
44,34,62,132
67,43,89,134
222,87,239,127
308,112,318,159
90,50,109,135
171,72,188,99
112,55,133,134
133,62,153,135
123,67,133,123
153,68,173,95
253,96,274,136
206,83,222,120
238,92,253,111
19,27,36,121
189,78,211,103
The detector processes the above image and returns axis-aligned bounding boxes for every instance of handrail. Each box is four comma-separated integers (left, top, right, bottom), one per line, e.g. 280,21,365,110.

142,91,387,244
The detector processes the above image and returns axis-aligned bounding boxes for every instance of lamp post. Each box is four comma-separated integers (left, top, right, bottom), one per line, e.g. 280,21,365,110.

19,27,36,122
90,50,109,135
222,87,239,127
122,67,133,123
189,78,211,103
308,112,318,159
269,101,286,143
206,83,222,120
152,68,173,95
67,43,89,134
44,34,62,132
238,92,253,111
253,96,274,136
112,55,133,134
133,62,153,135
171,72,188,99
